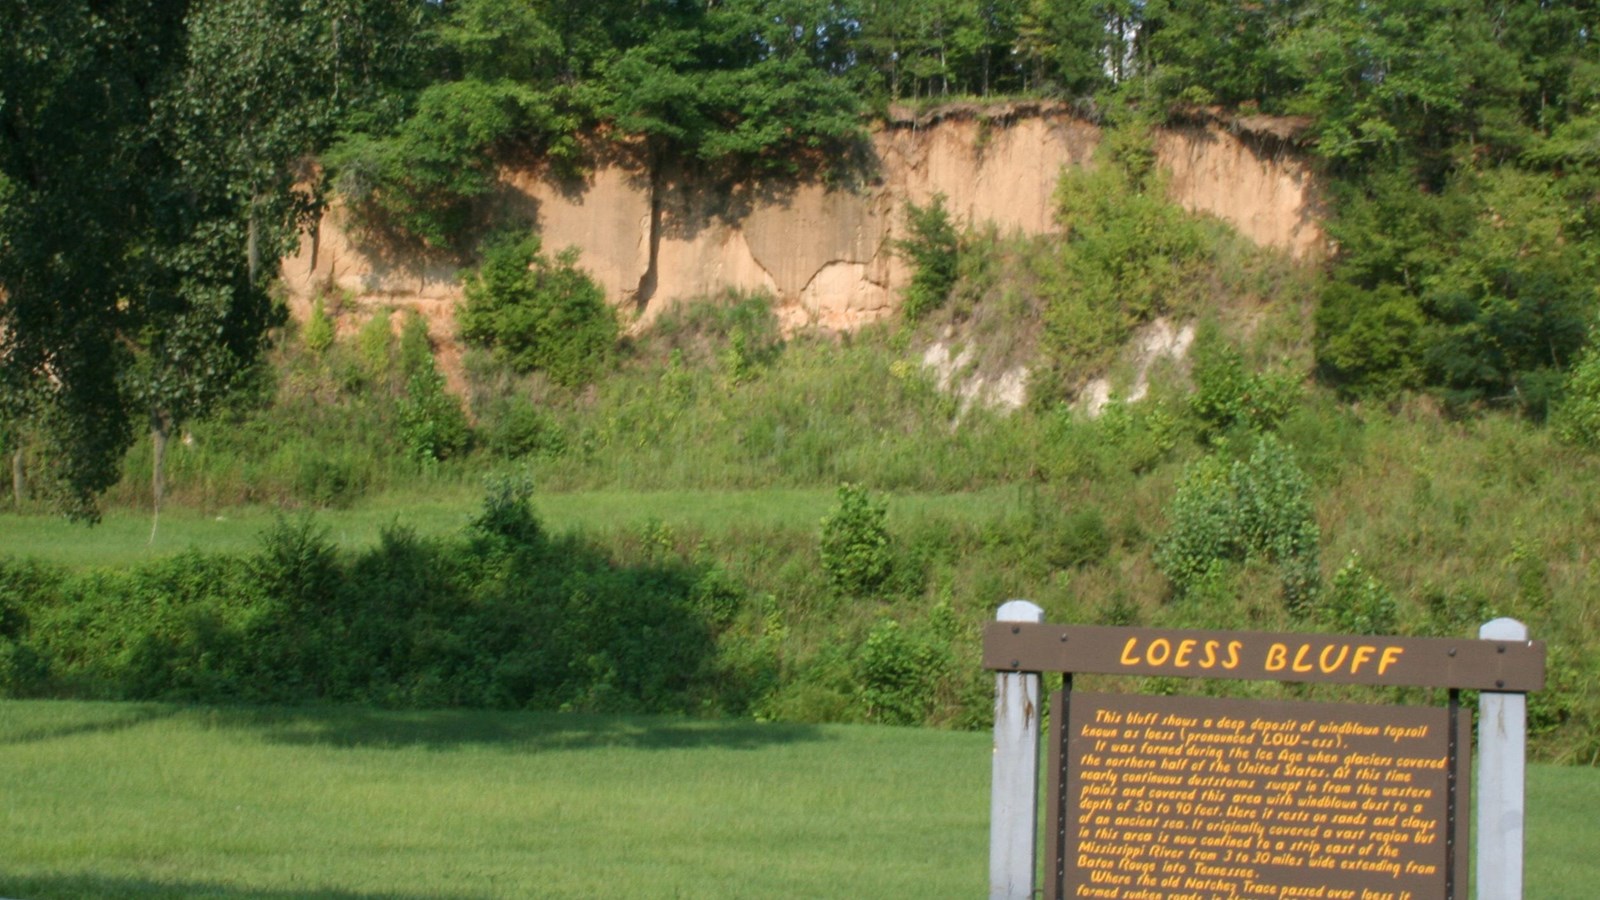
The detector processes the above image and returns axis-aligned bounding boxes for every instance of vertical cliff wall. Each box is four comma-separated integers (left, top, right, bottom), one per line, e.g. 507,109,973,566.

281,110,1324,345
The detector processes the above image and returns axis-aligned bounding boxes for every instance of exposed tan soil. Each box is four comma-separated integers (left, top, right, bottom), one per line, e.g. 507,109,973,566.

279,111,1326,392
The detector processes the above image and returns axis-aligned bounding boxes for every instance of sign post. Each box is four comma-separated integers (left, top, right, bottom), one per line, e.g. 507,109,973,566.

1475,618,1529,900
990,600,1044,900
986,617,1544,900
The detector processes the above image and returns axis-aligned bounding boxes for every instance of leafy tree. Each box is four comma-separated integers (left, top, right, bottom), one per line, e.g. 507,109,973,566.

1015,0,1124,97
0,0,421,520
1416,168,1593,416
603,0,863,169
1278,0,1524,181
330,78,569,253
333,0,866,254
1134,0,1301,110
458,233,617,387
0,0,178,518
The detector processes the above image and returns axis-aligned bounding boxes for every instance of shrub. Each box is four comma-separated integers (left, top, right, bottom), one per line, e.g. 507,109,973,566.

1039,126,1214,389
304,296,336,355
293,452,369,509
394,319,472,464
470,473,543,549
895,194,960,321
1318,553,1398,634
481,395,564,459
0,637,47,696
252,514,341,614
1156,434,1320,613
854,618,949,726
1314,282,1424,400
398,368,472,463
819,483,894,598
397,311,436,381
355,309,396,386
1190,328,1301,439
1053,507,1113,569
1552,334,1600,450
459,232,617,387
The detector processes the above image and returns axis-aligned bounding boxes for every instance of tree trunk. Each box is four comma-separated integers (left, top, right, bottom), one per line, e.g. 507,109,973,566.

247,205,261,284
10,447,24,507
150,412,170,544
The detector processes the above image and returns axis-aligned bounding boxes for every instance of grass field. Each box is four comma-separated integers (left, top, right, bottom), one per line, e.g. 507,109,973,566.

1,701,991,899
0,486,1029,569
2,701,1595,899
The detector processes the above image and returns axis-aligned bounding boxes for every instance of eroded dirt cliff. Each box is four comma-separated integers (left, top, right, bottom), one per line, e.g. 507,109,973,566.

281,110,1324,358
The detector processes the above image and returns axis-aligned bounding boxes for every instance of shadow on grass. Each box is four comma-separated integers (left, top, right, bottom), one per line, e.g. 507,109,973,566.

204,706,830,754
0,873,467,900
0,703,181,748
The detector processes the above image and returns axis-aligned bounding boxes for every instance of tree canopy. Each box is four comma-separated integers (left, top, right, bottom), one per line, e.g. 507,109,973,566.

4,0,1599,514
0,0,420,519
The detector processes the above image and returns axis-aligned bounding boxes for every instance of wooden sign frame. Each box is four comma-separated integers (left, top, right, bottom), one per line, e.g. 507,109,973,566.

984,612,1545,900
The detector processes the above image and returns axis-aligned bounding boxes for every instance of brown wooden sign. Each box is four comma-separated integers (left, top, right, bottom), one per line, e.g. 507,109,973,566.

980,622,1542,899
1048,692,1470,900
983,624,1545,691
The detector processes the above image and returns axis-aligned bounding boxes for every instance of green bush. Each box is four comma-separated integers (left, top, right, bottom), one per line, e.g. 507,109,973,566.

1053,507,1113,569
293,452,369,509
1,480,732,713
1040,126,1213,388
459,232,617,387
481,395,565,459
1317,553,1398,634
1155,434,1321,613
1190,328,1301,439
0,559,51,696
304,296,336,355
1552,335,1600,450
819,483,894,598
397,311,436,381
399,369,472,463
394,318,472,465
470,473,543,549
853,618,949,726
1314,282,1424,400
895,194,960,322
355,310,396,386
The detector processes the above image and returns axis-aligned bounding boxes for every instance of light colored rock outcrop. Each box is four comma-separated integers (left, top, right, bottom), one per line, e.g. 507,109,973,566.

280,111,1325,348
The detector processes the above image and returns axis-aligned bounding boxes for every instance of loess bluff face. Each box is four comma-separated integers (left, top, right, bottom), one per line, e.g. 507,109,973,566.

280,111,1324,342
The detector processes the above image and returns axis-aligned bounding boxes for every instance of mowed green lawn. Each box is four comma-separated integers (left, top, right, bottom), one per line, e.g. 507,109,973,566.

2,702,1597,899
1,701,991,899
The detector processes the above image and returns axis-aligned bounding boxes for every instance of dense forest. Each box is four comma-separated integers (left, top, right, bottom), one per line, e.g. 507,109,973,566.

4,2,1600,758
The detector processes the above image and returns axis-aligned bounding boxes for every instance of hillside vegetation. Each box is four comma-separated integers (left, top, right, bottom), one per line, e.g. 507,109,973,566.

5,132,1600,764
3,2,1598,763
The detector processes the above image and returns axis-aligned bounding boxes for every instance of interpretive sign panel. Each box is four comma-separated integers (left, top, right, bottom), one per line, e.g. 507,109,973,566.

1048,692,1469,900
983,624,1545,691
984,621,1543,900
